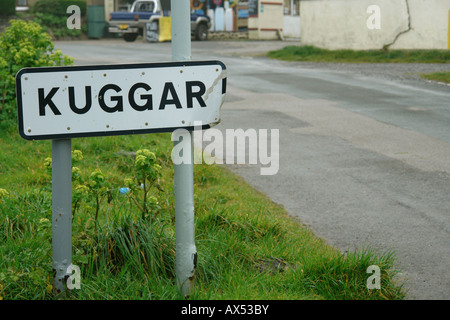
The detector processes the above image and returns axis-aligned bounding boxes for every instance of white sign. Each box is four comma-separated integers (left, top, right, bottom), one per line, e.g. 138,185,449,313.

16,61,227,140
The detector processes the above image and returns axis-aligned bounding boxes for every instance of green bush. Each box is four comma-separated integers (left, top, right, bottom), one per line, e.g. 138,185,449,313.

33,12,84,38
0,20,74,123
0,0,16,16
32,0,87,17
31,0,87,39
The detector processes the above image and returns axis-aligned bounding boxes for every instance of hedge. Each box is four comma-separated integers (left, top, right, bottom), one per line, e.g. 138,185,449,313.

32,0,87,17
0,0,16,16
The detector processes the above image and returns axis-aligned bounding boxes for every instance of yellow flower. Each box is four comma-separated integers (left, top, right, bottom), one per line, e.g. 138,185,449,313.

72,150,83,162
72,166,83,182
74,185,89,196
0,188,9,198
43,157,52,169
90,169,104,180
0,188,9,204
72,166,81,174
136,149,156,161
135,155,147,167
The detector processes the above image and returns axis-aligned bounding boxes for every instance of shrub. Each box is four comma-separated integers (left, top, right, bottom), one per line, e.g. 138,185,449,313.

31,0,87,39
126,149,162,220
33,12,84,38
0,0,16,16
32,0,87,17
0,20,74,122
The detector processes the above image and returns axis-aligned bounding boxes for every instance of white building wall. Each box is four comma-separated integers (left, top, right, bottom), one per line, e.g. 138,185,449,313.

104,0,114,21
283,15,301,39
249,0,284,40
300,0,450,50
391,0,450,50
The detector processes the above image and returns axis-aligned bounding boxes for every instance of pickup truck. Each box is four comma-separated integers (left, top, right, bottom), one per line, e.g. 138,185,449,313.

108,0,211,42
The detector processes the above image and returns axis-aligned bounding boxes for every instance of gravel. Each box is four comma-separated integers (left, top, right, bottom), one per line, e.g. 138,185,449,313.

290,61,450,83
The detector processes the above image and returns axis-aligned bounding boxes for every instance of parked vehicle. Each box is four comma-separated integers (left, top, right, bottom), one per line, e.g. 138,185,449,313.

108,0,211,42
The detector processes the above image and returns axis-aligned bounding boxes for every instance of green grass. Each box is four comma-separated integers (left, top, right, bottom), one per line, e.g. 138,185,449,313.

0,123,406,300
420,71,450,83
267,45,450,64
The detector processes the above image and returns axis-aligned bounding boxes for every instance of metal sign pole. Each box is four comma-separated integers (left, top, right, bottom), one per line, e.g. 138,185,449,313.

171,0,197,297
51,138,72,294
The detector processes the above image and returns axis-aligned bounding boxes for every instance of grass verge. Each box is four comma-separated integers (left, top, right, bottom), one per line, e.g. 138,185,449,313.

0,124,406,300
267,45,450,64
420,71,450,84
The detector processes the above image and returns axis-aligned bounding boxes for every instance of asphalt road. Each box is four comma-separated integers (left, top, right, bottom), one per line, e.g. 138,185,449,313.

55,38,450,300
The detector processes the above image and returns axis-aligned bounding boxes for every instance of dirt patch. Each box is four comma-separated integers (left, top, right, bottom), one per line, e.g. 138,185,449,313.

208,31,248,41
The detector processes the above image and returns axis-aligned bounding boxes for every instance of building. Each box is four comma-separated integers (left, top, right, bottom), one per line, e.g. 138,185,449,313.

283,0,300,39
18,0,450,48
15,0,300,40
16,0,38,11
94,0,300,40
299,0,450,50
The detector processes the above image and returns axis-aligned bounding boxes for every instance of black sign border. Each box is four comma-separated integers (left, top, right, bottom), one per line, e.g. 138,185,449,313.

16,60,226,141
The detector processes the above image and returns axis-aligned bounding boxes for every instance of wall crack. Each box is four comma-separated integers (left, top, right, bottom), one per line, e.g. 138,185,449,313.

383,0,411,50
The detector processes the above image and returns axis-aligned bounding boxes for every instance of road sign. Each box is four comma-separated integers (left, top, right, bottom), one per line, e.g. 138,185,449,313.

16,60,226,140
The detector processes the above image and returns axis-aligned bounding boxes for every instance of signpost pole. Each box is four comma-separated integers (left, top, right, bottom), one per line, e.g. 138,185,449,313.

51,138,72,294
171,0,197,297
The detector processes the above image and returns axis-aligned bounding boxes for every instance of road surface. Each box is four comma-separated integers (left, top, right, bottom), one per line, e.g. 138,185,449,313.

55,38,450,300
